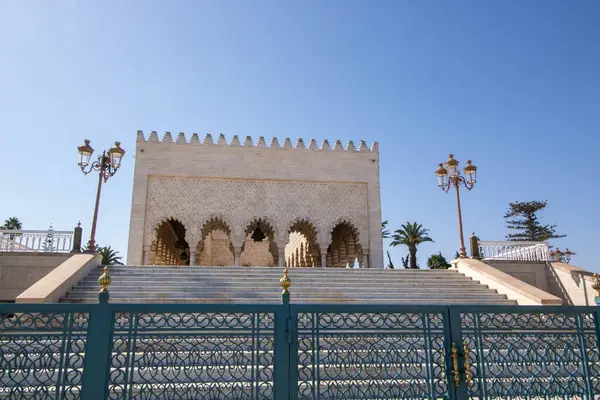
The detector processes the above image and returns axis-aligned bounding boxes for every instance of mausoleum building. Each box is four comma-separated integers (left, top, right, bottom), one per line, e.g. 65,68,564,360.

127,131,384,268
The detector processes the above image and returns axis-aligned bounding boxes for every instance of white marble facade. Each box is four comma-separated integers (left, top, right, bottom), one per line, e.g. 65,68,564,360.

127,131,383,268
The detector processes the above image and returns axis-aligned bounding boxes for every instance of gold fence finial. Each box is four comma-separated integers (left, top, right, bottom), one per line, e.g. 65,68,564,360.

98,266,112,294
280,268,291,295
592,273,600,297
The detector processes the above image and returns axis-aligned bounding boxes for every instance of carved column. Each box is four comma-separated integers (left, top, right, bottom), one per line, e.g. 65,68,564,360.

157,238,164,264
143,245,150,265
363,253,369,269
234,246,242,266
206,234,213,265
189,251,196,266
321,249,327,268
278,249,285,268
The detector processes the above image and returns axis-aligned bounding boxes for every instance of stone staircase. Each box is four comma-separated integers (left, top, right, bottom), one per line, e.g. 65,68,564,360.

60,265,516,304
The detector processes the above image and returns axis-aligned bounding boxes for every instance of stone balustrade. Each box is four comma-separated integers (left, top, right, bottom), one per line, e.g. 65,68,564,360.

0,229,74,253
478,240,550,261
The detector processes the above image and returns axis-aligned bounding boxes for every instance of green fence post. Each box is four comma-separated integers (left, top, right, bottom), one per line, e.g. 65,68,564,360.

81,266,113,400
274,269,292,399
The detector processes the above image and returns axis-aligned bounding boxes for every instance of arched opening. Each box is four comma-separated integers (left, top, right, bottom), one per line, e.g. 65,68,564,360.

285,219,320,268
326,221,363,268
148,219,189,265
240,219,277,267
196,218,234,266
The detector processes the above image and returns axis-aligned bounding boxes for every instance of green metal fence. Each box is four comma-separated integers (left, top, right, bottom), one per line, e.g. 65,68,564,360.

1,295,599,398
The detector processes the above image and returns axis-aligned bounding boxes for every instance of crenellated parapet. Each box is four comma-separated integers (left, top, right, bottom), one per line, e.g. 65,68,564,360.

137,130,379,153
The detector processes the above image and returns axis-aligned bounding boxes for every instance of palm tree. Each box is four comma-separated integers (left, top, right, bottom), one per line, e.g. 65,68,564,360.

82,243,124,265
2,217,22,230
382,221,391,239
98,246,124,266
390,222,434,269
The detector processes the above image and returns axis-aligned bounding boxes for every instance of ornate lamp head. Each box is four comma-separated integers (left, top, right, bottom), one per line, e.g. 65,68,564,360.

435,163,449,188
463,160,477,185
108,141,125,169
77,139,94,167
445,154,459,177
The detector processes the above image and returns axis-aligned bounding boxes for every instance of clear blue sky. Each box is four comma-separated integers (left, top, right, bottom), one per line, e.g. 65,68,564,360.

1,1,599,271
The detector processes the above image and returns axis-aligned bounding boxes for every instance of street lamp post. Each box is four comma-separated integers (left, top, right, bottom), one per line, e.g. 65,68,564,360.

435,154,477,258
77,140,125,253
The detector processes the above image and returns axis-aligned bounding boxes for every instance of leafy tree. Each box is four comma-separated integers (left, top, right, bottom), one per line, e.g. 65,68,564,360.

504,200,565,241
382,221,390,239
1,217,22,230
82,243,124,265
98,246,124,265
390,222,433,269
427,252,451,269
386,250,394,269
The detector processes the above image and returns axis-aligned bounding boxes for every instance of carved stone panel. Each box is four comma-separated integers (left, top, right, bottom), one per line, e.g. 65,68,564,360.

144,177,369,251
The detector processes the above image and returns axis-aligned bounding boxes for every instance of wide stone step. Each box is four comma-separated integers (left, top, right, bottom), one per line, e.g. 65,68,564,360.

68,283,492,292
108,266,457,272
73,283,489,292
91,270,461,276
87,267,461,274
63,290,507,298
84,272,467,280
61,297,517,304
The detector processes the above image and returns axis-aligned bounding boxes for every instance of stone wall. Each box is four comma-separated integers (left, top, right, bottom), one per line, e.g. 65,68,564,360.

483,260,550,292
482,259,599,306
0,252,71,301
127,131,383,267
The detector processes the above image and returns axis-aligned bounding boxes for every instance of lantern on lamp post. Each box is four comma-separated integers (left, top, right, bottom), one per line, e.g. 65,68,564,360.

77,140,125,253
550,248,574,263
435,154,477,258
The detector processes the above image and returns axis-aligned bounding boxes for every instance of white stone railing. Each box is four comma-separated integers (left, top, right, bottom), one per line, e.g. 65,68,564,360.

0,229,73,253
478,241,550,261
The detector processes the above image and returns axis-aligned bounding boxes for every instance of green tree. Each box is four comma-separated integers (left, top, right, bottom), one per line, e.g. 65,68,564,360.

386,250,394,269
504,200,565,241
98,246,124,265
390,222,433,269
82,243,124,265
382,220,391,239
1,217,22,230
427,252,451,269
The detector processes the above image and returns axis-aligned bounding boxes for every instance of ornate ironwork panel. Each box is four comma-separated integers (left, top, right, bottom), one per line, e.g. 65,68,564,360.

458,308,600,399
294,307,449,399
107,309,276,399
0,310,89,399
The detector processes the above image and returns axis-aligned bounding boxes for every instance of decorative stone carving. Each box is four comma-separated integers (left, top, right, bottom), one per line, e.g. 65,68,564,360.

144,177,369,253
